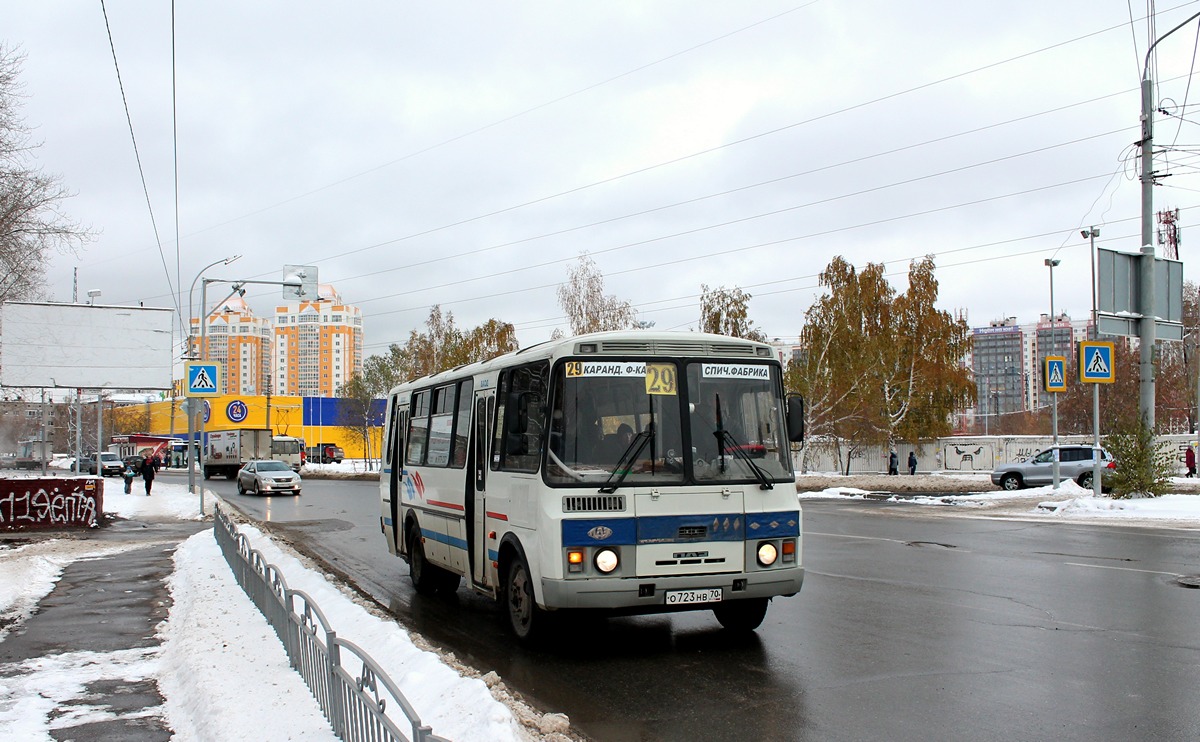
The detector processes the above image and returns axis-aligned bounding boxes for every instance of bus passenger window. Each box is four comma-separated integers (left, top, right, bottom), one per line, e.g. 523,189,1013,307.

406,390,431,466
491,363,548,473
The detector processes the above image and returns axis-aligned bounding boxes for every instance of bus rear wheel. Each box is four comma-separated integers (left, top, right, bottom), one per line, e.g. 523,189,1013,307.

408,525,457,596
713,598,769,632
504,556,546,642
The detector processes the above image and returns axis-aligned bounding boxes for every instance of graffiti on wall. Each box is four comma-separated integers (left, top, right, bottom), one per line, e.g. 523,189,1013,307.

942,444,995,471
0,477,102,530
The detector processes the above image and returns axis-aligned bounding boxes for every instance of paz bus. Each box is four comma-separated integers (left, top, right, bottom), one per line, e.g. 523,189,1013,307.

379,330,805,640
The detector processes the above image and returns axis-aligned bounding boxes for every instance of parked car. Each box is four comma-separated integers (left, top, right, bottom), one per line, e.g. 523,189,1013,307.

89,451,123,476
236,459,302,496
122,455,144,474
991,445,1114,490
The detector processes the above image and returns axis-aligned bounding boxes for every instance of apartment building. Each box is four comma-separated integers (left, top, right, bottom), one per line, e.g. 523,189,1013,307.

190,295,273,395
273,284,363,397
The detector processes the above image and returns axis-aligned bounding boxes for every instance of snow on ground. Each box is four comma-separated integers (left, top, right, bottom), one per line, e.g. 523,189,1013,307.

0,477,531,742
5,464,1195,739
796,471,1200,524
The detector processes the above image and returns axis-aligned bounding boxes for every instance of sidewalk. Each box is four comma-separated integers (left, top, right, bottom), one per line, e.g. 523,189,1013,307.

0,521,206,740
0,479,547,741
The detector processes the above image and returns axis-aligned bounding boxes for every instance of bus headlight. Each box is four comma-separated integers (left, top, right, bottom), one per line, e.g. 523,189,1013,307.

757,541,779,567
594,548,619,574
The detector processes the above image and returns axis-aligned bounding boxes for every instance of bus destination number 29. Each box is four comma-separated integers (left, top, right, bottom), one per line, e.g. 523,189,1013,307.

644,363,676,396
563,360,677,396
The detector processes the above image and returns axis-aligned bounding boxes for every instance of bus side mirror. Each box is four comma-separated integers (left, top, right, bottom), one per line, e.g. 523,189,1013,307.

786,395,805,443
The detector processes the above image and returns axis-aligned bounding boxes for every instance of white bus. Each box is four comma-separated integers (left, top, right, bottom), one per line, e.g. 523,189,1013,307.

379,331,805,640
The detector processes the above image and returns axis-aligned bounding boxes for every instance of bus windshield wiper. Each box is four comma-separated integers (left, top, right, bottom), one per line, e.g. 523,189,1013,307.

713,428,773,490
599,422,655,494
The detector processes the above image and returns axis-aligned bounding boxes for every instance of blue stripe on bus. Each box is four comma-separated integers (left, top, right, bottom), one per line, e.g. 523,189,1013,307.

420,527,469,552
488,549,499,562
562,518,637,546
638,514,744,543
745,511,801,538
560,511,800,547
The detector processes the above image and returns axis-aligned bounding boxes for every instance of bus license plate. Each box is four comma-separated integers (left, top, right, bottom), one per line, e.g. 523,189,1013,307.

665,588,722,605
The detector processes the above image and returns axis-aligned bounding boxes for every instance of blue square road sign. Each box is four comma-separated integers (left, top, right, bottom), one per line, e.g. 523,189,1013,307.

185,362,222,397
1079,342,1115,384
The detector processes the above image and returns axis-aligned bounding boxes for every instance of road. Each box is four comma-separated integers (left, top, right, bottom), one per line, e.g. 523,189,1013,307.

187,470,1200,741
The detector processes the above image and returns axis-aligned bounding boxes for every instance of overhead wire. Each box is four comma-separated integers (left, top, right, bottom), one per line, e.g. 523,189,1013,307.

109,3,1188,286
351,127,1134,309
98,0,180,320
105,2,1200,355
162,1,824,241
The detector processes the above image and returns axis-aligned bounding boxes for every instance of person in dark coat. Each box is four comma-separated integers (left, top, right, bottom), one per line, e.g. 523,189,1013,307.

888,450,899,475
908,451,918,475
1187,446,1196,478
122,464,136,494
141,456,156,495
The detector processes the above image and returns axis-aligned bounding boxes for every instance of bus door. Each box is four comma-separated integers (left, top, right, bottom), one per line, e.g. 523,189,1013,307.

469,390,495,589
384,400,408,555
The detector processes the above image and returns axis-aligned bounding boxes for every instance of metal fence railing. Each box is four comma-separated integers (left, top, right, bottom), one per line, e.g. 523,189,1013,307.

214,504,448,742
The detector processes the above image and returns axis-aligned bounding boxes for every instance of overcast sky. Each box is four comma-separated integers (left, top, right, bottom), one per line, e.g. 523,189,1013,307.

7,1,1200,360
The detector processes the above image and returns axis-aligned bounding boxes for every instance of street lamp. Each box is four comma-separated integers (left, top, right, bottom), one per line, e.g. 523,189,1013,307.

188,256,241,358
1082,227,1103,496
185,255,241,497
1045,258,1061,489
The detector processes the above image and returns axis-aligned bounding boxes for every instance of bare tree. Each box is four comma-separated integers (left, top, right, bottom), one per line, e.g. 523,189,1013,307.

556,253,636,336
0,46,91,302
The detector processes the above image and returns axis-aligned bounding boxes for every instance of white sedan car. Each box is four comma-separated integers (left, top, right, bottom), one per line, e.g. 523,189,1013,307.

236,460,302,496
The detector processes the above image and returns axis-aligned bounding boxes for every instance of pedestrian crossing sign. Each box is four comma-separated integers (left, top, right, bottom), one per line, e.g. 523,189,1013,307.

1079,341,1115,384
185,362,221,397
1044,356,1067,393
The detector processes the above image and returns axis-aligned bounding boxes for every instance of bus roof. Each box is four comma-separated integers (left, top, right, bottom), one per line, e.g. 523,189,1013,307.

386,330,776,396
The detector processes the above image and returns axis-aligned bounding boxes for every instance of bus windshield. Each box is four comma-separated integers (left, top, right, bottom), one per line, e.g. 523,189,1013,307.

544,359,793,487
685,362,792,484
545,360,686,486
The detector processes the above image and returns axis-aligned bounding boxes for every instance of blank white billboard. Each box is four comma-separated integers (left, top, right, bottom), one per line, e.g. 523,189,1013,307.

0,302,174,390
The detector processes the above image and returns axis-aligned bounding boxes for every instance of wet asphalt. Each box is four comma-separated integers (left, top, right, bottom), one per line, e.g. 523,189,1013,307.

0,519,208,741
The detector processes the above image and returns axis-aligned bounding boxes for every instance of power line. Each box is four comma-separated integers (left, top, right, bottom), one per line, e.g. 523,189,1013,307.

98,0,180,321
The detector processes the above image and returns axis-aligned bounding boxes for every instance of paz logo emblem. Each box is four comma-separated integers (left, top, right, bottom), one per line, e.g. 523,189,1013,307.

587,525,613,541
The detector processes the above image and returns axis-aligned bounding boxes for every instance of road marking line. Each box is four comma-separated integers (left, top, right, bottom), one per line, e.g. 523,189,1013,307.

1064,562,1180,577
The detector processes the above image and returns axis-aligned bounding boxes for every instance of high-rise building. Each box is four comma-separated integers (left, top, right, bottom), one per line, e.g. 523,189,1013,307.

971,319,1025,427
190,295,273,395
968,312,1096,425
273,284,363,397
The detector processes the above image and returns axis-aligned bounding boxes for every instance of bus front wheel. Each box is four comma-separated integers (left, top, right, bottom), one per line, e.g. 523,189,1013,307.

713,598,769,632
504,556,546,642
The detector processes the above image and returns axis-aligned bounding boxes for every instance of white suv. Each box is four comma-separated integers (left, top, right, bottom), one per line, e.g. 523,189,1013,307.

990,445,1113,490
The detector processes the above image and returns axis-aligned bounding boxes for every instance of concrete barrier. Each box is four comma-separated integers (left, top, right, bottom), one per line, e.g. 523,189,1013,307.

0,476,103,530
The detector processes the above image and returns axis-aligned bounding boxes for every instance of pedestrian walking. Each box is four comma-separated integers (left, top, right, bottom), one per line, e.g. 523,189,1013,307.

908,451,917,475
122,464,135,494
1187,446,1196,478
888,450,899,476
141,456,156,496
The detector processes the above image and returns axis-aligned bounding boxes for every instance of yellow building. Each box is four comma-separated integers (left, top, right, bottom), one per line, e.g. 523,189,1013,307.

115,394,382,461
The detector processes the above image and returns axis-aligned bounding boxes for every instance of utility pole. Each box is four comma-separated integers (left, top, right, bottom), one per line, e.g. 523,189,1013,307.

1139,11,1200,426
1139,75,1156,428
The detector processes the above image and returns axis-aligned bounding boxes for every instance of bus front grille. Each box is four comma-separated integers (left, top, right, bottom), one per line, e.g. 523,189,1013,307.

562,494,627,513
